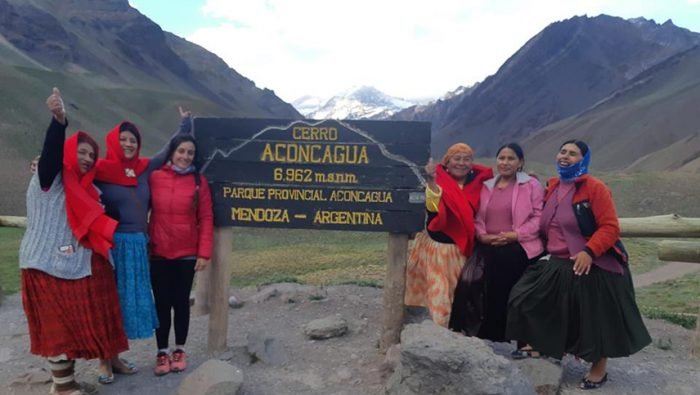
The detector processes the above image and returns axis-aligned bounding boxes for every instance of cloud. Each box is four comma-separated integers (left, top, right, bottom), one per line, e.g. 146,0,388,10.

186,0,690,101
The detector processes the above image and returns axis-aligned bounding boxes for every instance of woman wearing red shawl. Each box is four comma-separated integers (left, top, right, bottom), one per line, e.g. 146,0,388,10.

19,88,128,395
405,143,493,327
93,108,192,381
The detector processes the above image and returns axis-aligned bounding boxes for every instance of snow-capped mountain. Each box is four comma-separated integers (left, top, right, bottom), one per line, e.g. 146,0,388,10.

294,86,423,120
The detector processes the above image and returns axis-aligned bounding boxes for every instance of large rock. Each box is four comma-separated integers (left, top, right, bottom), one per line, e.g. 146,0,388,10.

248,283,327,304
386,321,535,395
176,359,243,395
302,315,348,340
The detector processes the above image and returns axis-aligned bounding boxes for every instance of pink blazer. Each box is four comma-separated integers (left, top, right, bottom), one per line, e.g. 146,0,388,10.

475,172,544,259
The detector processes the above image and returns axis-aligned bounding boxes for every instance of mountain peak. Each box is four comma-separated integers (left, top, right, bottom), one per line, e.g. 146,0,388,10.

297,87,421,120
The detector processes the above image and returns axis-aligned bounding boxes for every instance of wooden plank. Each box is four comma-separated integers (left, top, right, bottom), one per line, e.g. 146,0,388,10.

380,233,408,352
201,141,427,167
192,265,211,316
211,184,425,211
203,161,424,188
693,318,700,357
657,240,700,263
212,205,426,232
208,228,233,352
0,216,26,228
195,117,431,146
620,214,700,237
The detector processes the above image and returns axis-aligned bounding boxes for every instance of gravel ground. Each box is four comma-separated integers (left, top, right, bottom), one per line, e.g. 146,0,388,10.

0,284,698,395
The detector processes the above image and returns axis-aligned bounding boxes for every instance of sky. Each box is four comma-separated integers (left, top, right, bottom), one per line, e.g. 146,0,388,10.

130,0,700,103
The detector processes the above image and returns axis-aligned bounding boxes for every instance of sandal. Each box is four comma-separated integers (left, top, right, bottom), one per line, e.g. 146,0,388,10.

580,373,608,390
97,373,114,384
510,348,541,359
112,359,138,375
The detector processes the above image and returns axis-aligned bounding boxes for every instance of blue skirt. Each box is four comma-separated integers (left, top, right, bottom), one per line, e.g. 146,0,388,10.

112,232,159,339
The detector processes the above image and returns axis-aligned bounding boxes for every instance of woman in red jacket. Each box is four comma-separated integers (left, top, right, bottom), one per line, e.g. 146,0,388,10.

148,134,213,376
506,140,650,390
405,143,493,327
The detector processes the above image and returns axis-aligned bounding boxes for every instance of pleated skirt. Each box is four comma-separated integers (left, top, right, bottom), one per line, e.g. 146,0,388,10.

405,231,464,327
22,254,129,360
112,232,159,339
506,256,651,362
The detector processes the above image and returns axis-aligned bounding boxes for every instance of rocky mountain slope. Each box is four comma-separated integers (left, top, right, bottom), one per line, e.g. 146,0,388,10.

394,15,700,161
0,0,300,215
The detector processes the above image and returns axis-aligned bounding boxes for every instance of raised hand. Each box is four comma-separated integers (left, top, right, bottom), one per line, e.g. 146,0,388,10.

46,87,66,125
178,105,192,118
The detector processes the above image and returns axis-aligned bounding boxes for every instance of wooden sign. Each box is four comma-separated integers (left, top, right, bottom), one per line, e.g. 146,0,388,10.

195,118,430,232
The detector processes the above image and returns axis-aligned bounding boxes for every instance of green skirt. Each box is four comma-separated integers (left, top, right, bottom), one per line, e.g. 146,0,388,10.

506,257,651,362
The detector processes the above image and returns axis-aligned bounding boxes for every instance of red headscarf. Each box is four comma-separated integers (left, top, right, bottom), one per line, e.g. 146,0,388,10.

63,131,118,259
95,121,149,185
428,158,493,257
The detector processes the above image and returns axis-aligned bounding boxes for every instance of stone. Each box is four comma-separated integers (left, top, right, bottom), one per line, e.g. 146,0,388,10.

386,321,535,395
228,295,244,309
246,333,288,365
302,315,348,340
176,359,244,395
511,358,563,395
247,283,326,304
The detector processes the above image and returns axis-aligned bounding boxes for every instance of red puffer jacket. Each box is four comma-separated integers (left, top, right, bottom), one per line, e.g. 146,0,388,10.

149,166,213,260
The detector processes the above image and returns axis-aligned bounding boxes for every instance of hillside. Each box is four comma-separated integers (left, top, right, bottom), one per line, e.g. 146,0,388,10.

0,0,301,215
394,15,700,158
523,45,700,171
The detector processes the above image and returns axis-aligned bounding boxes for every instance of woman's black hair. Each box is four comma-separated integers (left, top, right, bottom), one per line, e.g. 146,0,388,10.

167,135,202,208
560,139,589,156
167,135,200,169
496,142,524,160
496,142,525,171
119,121,141,147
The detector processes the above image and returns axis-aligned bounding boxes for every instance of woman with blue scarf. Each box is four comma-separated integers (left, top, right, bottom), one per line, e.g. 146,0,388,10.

506,140,650,390
148,134,213,376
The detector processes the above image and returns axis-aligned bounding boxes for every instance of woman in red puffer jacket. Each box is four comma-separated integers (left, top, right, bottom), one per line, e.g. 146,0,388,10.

148,133,213,377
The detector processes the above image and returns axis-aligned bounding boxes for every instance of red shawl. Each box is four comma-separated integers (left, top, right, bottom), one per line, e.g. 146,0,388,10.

428,163,493,256
63,132,118,259
95,121,149,185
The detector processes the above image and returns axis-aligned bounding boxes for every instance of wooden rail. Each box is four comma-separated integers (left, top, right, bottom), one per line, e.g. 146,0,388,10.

619,214,700,238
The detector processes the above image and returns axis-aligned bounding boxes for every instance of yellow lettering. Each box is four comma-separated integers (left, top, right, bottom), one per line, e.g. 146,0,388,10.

260,143,368,164
312,210,383,225
231,208,290,223
261,144,274,161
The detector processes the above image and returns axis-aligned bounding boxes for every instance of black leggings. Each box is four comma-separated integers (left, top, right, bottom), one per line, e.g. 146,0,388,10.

150,259,196,350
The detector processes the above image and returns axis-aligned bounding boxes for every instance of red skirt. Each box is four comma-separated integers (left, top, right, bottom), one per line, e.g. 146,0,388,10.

21,254,129,360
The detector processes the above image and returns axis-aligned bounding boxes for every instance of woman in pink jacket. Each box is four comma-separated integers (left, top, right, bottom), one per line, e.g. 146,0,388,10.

473,143,544,346
148,133,213,376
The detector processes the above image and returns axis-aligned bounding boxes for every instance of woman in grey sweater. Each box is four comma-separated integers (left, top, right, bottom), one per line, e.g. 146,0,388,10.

20,88,128,395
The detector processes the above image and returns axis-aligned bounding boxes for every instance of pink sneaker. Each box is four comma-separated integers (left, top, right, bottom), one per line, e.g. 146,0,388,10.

153,352,171,376
170,350,187,373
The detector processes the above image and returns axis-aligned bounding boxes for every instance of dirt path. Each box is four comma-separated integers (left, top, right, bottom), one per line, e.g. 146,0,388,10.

634,261,700,288
1,283,698,395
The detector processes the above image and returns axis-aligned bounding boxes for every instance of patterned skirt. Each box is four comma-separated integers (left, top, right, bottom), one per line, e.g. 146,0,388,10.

405,231,465,327
506,256,652,362
112,232,159,339
22,254,129,360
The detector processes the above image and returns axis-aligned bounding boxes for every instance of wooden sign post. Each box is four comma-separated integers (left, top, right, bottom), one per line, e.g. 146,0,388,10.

195,118,430,352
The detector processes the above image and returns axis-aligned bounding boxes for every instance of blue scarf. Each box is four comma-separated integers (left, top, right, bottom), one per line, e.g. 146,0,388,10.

171,164,195,175
557,149,591,182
